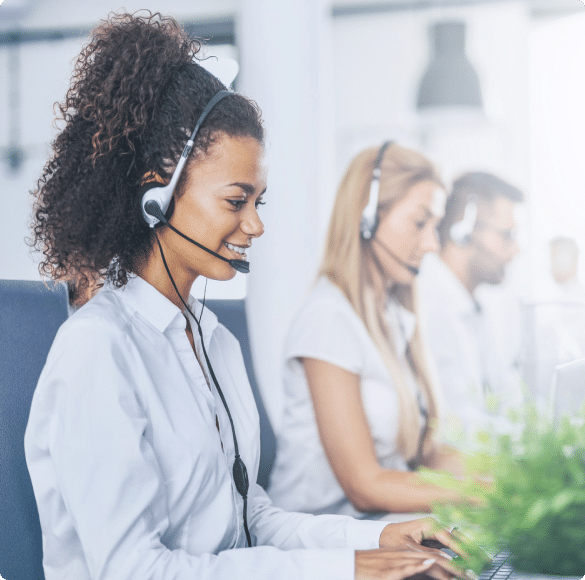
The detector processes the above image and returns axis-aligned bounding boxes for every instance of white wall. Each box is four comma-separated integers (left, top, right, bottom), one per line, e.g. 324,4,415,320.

238,0,334,429
528,11,585,294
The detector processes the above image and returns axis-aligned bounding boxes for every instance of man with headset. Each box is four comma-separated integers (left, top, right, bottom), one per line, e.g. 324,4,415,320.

417,172,524,446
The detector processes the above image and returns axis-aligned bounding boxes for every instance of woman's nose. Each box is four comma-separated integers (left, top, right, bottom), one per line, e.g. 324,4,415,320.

241,207,265,238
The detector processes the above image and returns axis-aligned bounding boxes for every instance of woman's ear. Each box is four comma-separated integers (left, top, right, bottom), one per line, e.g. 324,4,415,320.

140,172,167,186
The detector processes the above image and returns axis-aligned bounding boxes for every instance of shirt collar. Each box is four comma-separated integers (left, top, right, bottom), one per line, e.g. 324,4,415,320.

110,275,218,346
183,296,219,350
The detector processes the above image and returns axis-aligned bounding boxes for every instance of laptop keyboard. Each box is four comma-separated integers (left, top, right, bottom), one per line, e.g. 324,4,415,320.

479,550,515,580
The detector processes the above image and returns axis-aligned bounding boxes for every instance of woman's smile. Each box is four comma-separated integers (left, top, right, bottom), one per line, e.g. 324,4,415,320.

161,134,267,284
224,241,251,259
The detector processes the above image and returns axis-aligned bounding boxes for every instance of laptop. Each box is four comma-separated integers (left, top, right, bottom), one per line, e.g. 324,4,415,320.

477,549,583,580
478,549,514,580
551,358,585,423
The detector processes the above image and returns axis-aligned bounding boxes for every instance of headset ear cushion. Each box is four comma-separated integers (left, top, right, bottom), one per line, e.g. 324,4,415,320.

138,181,165,198
138,182,175,227
449,200,477,245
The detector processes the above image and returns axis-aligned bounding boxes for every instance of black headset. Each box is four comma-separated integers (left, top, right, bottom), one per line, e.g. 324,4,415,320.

360,141,419,276
142,89,252,547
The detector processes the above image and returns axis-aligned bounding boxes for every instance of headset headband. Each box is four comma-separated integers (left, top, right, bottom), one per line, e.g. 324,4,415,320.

360,140,394,240
141,90,233,228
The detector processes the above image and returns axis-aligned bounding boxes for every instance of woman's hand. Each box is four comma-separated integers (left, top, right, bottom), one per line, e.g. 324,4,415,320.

378,517,491,577
355,547,463,580
378,517,462,555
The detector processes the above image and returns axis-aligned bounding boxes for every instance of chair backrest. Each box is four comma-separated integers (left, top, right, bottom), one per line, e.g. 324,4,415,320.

206,299,276,489
0,280,69,580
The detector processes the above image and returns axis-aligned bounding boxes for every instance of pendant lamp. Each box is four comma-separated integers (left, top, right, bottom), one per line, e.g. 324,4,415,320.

417,21,482,110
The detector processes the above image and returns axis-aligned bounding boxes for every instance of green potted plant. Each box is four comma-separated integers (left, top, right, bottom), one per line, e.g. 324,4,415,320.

422,408,585,579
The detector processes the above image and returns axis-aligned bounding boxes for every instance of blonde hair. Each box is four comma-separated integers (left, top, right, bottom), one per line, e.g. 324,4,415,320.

319,143,443,461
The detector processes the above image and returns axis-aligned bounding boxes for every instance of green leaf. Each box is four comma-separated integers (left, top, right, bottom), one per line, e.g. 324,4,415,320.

551,489,585,512
522,498,549,527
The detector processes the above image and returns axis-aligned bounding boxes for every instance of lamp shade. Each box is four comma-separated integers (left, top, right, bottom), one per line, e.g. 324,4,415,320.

417,21,482,110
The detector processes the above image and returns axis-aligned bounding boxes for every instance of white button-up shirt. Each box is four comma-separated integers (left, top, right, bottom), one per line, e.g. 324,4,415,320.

418,253,522,444
268,277,424,519
25,275,387,580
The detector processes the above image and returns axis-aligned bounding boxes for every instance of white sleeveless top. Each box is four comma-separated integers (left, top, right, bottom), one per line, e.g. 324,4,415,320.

268,277,424,519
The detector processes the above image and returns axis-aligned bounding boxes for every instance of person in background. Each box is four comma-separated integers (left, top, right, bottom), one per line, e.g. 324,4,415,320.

25,13,465,580
268,142,468,521
524,236,585,404
417,172,524,445
549,236,585,303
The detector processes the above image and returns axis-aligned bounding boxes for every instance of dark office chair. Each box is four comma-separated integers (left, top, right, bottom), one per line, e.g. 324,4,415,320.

0,280,69,580
207,299,276,489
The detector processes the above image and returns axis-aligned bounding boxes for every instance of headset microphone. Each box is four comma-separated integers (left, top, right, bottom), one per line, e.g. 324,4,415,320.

372,236,420,276
140,89,250,274
144,200,250,273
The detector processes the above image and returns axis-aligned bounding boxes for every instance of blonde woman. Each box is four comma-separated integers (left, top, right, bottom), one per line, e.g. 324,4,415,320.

268,142,464,519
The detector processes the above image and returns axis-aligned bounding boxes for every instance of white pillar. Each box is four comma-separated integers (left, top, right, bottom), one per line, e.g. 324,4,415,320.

237,0,334,431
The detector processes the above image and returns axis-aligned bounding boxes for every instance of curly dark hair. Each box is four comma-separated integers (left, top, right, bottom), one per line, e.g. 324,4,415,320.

30,11,264,290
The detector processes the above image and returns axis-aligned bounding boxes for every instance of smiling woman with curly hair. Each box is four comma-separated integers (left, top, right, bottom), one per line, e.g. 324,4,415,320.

30,12,262,295
25,12,466,580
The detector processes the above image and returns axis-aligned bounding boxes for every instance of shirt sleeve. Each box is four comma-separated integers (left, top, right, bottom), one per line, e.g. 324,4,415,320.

285,291,367,375
27,318,375,580
249,484,389,551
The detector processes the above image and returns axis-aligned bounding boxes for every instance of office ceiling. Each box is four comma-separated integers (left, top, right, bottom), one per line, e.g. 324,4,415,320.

332,0,583,17
0,0,582,30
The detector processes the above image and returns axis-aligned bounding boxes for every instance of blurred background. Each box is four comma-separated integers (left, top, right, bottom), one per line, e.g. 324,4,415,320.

1,0,584,428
